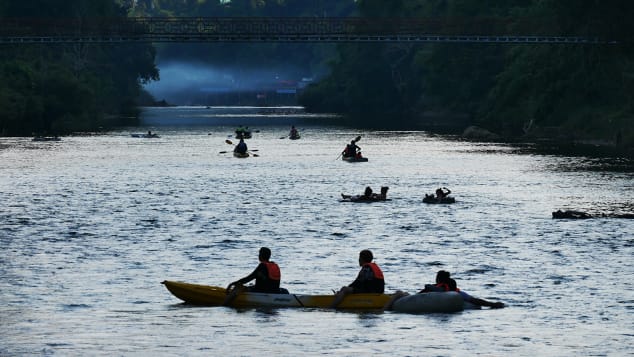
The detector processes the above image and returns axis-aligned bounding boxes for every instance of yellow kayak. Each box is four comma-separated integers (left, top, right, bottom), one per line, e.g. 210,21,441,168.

161,280,390,309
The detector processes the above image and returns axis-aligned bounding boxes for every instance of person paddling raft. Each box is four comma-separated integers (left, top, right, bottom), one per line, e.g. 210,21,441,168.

330,249,385,308
224,247,285,305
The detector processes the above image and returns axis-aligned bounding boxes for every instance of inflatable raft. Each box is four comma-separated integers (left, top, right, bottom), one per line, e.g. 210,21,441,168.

423,195,456,204
342,156,368,162
391,292,464,313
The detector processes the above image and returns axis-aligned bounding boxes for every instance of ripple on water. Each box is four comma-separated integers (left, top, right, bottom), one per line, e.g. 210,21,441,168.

0,126,633,356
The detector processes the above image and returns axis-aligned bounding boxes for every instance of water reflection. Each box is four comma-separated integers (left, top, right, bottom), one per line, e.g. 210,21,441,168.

0,116,632,356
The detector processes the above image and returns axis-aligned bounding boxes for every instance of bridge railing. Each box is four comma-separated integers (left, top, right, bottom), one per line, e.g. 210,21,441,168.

0,17,612,44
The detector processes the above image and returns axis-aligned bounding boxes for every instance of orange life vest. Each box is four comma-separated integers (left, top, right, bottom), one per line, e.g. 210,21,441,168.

363,262,384,279
263,261,281,280
435,282,450,291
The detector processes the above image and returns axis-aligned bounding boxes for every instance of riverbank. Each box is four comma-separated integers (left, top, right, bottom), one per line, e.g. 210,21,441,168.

413,111,633,159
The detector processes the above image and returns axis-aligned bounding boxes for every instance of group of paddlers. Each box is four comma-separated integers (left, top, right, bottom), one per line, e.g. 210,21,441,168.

224,247,505,310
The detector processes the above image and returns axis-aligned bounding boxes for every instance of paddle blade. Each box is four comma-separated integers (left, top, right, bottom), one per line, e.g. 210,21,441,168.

251,153,260,157
219,151,228,154
225,139,233,145
353,135,362,142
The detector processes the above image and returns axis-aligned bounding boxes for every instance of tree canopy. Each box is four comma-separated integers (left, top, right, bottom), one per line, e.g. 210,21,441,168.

299,0,634,147
0,0,158,136
2,0,633,149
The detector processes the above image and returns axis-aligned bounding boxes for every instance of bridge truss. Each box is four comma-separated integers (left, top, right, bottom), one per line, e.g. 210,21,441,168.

0,17,613,45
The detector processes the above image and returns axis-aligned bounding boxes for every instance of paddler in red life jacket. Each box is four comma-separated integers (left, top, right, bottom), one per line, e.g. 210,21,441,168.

224,247,283,305
330,249,385,308
342,140,361,158
420,269,452,292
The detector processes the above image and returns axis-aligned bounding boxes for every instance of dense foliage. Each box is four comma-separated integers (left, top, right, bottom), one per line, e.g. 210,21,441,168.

2,0,633,148
0,0,158,136
299,0,634,147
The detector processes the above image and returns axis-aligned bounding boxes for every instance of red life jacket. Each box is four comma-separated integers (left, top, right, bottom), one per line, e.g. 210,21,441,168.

434,282,460,292
435,282,450,291
263,261,281,280
363,262,384,279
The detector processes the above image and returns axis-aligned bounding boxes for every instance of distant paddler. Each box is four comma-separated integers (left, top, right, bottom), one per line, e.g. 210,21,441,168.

341,135,363,159
233,138,248,155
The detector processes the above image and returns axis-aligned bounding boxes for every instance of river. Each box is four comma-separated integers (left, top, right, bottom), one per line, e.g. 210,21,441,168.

1,106,633,356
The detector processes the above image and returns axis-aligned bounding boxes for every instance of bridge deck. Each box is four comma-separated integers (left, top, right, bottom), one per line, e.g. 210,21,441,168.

0,17,613,44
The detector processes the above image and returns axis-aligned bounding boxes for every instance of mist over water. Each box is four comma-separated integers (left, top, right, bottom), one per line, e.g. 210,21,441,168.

145,61,309,105
1,107,633,356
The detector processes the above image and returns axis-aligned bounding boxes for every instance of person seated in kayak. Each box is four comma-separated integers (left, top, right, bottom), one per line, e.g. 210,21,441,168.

342,140,361,158
235,125,249,139
224,247,283,305
330,249,385,308
234,138,248,154
290,125,299,137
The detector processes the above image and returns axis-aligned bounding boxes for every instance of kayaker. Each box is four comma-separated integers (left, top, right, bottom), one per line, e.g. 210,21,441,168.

342,140,361,158
224,247,282,305
330,249,385,308
234,138,248,154
290,125,299,138
235,125,248,139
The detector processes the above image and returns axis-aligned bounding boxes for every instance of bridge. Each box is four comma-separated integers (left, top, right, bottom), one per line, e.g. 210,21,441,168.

0,17,615,45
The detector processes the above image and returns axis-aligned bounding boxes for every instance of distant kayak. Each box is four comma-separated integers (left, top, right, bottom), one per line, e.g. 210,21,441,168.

233,151,250,158
342,156,368,162
423,196,456,204
32,136,61,141
289,134,301,140
235,131,252,139
131,133,160,138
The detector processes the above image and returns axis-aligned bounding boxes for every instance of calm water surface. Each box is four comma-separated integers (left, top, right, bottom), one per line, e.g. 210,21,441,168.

1,107,633,356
